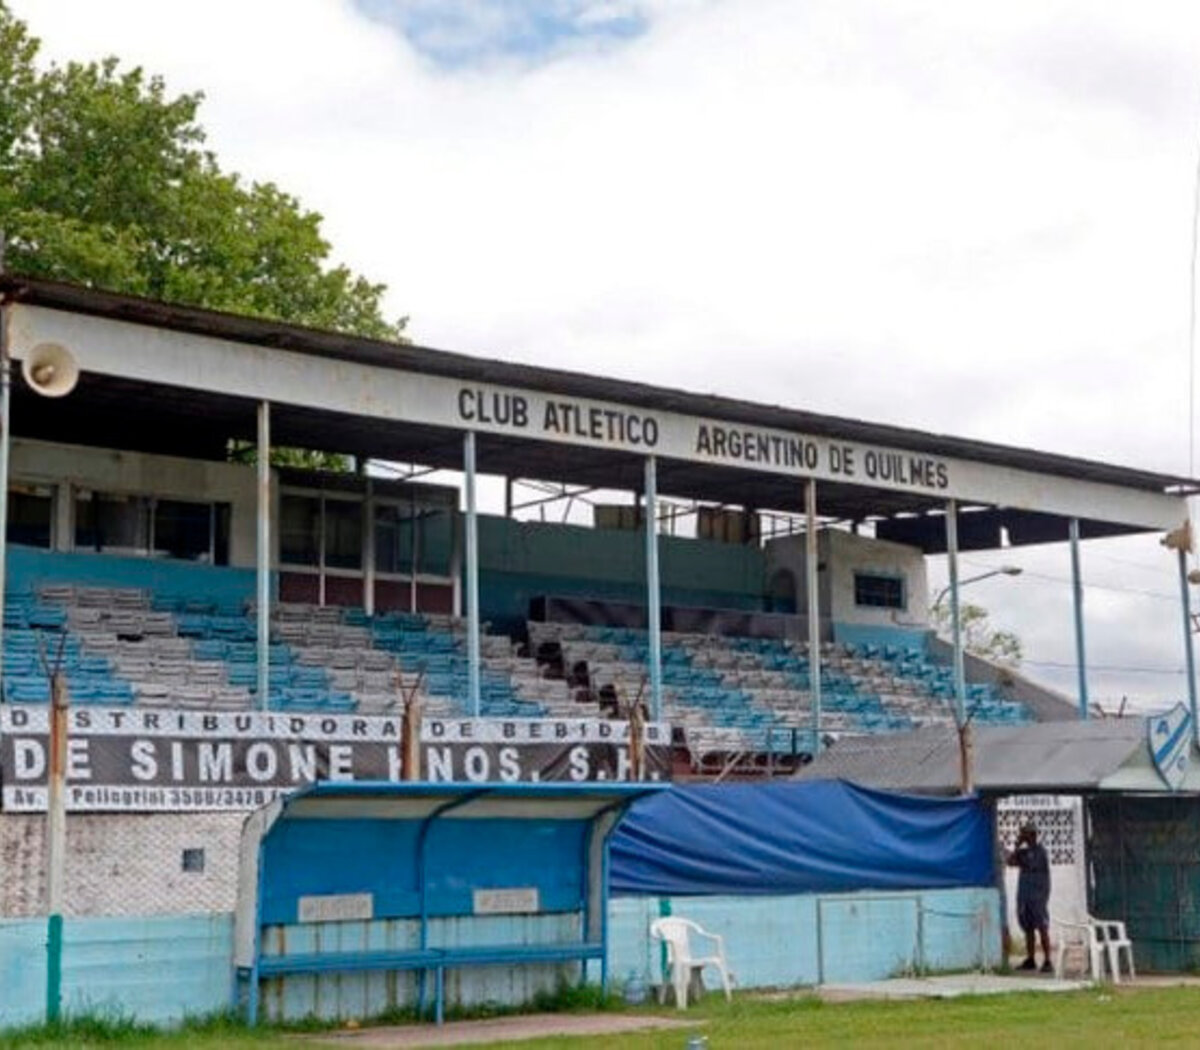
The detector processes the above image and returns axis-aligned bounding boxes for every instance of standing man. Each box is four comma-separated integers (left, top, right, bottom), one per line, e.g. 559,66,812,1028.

1007,822,1052,973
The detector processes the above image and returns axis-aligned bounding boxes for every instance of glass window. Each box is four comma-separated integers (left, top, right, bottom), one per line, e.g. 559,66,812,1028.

854,573,905,609
280,495,320,566
324,499,363,570
75,494,151,553
375,503,415,574
8,488,52,548
154,499,228,564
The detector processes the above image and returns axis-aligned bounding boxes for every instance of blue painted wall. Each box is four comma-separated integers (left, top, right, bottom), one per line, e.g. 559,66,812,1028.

0,887,999,1028
477,517,766,634
832,622,932,653
6,547,261,606
608,887,1001,989
0,913,232,1028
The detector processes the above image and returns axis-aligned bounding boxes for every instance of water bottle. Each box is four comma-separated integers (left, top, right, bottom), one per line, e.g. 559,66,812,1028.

623,968,648,1005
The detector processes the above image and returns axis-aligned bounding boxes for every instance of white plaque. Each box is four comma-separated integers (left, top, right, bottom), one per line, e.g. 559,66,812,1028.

473,887,540,915
298,892,374,923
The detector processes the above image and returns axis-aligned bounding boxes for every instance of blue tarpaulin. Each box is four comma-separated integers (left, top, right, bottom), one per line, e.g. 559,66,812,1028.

609,779,993,896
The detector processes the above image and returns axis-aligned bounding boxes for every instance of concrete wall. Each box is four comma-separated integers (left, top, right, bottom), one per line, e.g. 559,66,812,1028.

0,812,244,918
927,637,1076,722
12,437,261,567
764,528,929,630
608,887,1000,990
477,515,767,634
997,796,1087,944
0,912,233,1028
0,886,1000,1028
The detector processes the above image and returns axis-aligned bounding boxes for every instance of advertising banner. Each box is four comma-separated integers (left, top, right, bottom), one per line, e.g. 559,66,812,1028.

0,707,671,811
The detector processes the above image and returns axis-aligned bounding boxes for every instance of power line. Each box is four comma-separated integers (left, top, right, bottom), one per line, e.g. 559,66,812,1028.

955,557,1179,602
1022,658,1186,676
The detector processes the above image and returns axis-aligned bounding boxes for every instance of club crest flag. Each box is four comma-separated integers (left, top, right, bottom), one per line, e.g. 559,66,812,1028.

1148,701,1192,792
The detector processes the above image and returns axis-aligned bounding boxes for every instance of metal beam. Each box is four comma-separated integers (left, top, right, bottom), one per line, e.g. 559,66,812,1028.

946,500,966,725
363,477,376,617
510,483,600,513
1069,518,1089,719
256,401,271,710
806,480,822,753
0,294,10,665
1179,547,1198,735
644,456,663,722
464,431,481,717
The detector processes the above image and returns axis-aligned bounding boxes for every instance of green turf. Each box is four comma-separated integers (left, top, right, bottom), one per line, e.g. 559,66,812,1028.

6,986,1200,1049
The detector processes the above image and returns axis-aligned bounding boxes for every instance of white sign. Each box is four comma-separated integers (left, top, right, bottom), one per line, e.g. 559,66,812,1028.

11,305,1185,530
473,887,540,915
298,893,374,923
420,718,670,744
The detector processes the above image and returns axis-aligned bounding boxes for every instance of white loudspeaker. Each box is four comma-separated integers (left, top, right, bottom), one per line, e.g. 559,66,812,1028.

21,342,79,398
1163,521,1194,554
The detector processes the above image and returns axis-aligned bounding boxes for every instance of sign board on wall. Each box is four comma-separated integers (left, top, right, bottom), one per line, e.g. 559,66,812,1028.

0,707,671,812
419,718,672,784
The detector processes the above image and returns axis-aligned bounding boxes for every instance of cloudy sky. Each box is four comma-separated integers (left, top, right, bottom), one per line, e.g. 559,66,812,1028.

14,0,1200,710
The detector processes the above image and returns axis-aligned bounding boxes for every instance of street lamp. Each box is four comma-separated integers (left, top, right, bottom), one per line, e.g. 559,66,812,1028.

931,565,1022,610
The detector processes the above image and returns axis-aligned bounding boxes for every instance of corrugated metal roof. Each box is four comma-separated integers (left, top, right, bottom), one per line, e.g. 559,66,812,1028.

794,720,1183,795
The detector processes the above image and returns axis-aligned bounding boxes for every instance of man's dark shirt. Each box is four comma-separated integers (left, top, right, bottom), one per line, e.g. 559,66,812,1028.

1013,842,1051,904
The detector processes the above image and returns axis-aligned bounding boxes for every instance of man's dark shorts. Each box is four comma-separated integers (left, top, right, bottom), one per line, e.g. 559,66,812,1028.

1018,899,1049,932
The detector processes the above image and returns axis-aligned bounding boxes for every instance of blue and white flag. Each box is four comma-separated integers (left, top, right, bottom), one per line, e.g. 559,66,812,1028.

1148,702,1192,792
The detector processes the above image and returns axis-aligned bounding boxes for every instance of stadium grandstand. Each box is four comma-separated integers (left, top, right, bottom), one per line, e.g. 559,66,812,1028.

4,274,1200,1024
0,275,1195,764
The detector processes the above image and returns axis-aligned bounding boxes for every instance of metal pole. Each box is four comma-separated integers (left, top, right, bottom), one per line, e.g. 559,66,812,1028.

45,671,68,1022
806,480,821,753
256,401,270,711
409,489,419,615
0,292,10,668
1180,547,1198,733
1069,518,1089,719
464,431,481,717
363,478,375,616
946,500,966,725
644,456,663,722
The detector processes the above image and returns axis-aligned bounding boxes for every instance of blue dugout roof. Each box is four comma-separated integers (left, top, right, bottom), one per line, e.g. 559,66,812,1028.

267,780,669,822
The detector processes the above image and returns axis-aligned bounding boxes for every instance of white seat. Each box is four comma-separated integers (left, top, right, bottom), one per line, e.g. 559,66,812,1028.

1053,914,1135,982
1053,916,1104,981
649,916,734,1009
1093,917,1135,982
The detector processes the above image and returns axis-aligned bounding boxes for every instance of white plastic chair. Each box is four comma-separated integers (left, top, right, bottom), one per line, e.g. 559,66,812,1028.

1053,915,1135,982
649,916,735,1009
1052,916,1105,981
1093,917,1136,982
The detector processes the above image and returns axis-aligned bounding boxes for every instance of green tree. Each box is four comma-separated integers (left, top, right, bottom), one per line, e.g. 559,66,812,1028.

0,1,405,472
0,4,406,339
930,600,1022,668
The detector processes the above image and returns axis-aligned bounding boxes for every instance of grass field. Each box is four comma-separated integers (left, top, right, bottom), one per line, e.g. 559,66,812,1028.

6,986,1200,1050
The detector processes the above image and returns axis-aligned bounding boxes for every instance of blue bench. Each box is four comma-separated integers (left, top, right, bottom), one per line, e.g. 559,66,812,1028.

254,940,602,1024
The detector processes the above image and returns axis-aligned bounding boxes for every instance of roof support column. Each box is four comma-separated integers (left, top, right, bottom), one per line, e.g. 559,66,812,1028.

1069,518,1089,719
256,400,271,711
945,499,966,726
363,477,375,617
409,489,419,614
805,479,821,754
0,297,11,670
1178,545,1198,734
464,431,481,718
644,455,663,723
